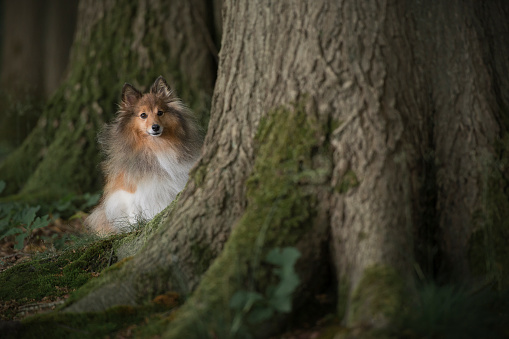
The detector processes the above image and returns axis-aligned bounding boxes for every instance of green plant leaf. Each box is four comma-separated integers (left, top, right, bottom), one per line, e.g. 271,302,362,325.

82,192,101,209
0,181,5,194
230,290,263,311
1,227,24,238
265,247,301,297
56,201,72,212
19,206,40,226
265,247,301,313
14,232,27,250
265,247,301,268
229,247,302,334
268,294,292,313
230,291,248,310
247,305,274,323
274,271,300,296
29,215,50,231
0,218,9,229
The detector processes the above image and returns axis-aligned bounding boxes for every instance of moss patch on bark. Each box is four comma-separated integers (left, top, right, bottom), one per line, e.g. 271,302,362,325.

160,99,329,338
336,170,360,194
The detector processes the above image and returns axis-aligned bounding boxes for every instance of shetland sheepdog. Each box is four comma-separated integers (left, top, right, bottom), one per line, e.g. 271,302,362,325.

86,76,202,235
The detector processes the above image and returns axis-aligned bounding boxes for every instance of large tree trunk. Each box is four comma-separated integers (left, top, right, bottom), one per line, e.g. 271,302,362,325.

0,0,217,199
16,0,509,337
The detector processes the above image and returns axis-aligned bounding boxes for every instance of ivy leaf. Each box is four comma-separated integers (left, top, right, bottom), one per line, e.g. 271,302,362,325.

265,247,301,313
265,247,301,269
273,269,300,296
265,247,301,290
229,247,303,330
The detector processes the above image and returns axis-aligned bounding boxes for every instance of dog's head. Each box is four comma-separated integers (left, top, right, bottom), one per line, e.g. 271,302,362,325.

118,76,186,141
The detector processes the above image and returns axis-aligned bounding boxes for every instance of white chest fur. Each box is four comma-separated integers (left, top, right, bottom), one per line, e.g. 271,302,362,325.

104,152,196,231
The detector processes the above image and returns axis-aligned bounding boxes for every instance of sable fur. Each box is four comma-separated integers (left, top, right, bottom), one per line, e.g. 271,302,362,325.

86,76,202,235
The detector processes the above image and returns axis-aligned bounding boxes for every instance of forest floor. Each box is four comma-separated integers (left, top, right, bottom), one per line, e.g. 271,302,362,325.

0,218,339,339
0,218,87,321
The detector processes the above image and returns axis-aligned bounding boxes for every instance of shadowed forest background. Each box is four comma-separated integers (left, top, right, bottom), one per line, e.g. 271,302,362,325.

1,1,509,338
0,0,78,164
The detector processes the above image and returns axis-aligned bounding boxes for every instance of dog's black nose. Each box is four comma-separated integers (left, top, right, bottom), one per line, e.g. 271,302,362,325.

152,124,160,132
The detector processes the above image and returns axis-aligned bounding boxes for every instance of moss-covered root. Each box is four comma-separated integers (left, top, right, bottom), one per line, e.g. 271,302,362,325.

159,100,329,338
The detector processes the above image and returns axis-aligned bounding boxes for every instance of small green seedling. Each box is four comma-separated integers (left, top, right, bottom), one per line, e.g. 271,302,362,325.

0,205,50,249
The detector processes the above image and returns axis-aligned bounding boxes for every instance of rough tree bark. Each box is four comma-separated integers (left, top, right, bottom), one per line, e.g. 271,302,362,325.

16,0,509,337
0,0,217,199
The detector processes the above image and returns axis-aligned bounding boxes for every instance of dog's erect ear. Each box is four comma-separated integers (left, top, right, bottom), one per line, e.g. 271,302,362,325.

122,83,142,106
150,76,173,98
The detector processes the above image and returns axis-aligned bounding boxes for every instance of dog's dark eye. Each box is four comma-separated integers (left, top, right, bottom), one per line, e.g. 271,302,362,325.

157,110,164,116
140,113,147,119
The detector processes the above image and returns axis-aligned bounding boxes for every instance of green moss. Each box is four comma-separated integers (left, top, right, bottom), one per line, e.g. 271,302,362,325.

110,256,133,269
336,170,359,194
61,262,128,310
0,238,117,305
191,163,208,187
348,265,405,327
162,99,330,337
191,243,214,274
328,118,343,134
358,231,368,241
8,304,173,339
61,196,182,311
